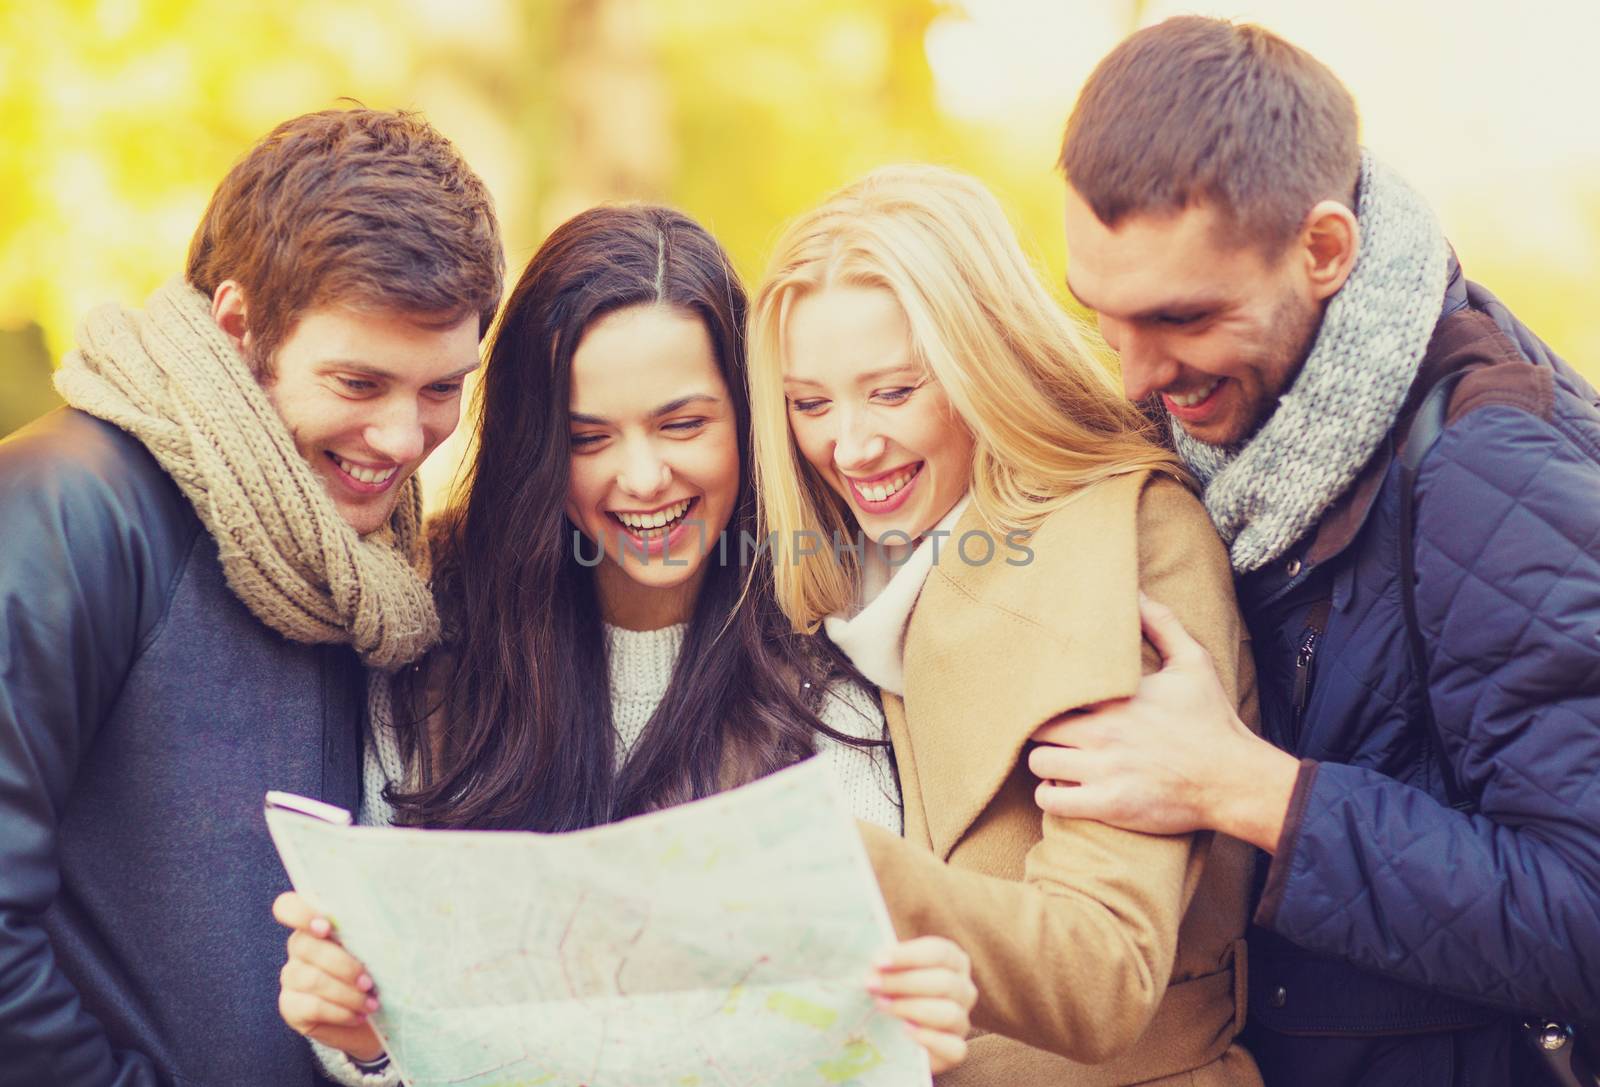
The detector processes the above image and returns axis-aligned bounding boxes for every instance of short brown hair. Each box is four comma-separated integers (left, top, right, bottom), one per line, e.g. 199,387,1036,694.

1060,16,1359,248
187,108,504,372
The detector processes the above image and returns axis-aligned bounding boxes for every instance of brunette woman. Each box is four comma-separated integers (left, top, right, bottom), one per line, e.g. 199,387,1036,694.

748,165,1261,1085
273,206,976,1084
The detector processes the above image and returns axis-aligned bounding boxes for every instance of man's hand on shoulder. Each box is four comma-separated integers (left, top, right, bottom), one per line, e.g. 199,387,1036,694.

1028,594,1301,852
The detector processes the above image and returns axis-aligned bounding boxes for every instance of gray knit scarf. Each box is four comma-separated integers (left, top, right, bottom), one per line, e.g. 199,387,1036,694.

1173,151,1449,573
55,279,441,669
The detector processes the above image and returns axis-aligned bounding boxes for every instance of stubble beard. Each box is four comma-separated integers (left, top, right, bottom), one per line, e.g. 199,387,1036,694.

1228,293,1326,448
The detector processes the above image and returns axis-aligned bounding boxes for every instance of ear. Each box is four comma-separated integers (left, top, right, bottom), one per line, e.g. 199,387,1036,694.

209,280,253,354
1300,200,1359,302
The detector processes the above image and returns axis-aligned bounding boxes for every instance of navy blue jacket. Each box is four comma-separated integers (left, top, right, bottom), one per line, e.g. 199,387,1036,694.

0,409,365,1086
1237,265,1600,1086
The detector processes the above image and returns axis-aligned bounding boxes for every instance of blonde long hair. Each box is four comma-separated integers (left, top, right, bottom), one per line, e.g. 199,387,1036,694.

748,163,1186,631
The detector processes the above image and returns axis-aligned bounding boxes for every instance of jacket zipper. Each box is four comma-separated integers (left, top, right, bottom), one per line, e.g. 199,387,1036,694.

1292,628,1320,726
1288,599,1332,749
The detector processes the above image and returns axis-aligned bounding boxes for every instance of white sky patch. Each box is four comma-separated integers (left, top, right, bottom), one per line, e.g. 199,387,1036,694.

926,0,1600,274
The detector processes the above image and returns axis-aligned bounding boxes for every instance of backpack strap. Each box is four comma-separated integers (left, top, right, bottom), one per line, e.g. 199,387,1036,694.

1396,369,1473,811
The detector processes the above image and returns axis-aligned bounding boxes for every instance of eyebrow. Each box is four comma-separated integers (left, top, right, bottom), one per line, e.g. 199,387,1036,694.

569,393,722,426
1064,275,1224,323
322,360,481,381
783,365,923,388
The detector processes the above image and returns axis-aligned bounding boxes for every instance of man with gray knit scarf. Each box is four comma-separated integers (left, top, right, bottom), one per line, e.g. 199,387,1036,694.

1029,17,1600,1087
0,109,502,1086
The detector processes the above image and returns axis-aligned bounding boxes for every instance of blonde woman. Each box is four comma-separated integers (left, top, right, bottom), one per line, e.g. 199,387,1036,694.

748,164,1261,1086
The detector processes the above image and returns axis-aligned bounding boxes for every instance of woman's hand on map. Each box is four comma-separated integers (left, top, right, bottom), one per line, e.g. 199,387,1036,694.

272,890,387,1063
868,935,976,1073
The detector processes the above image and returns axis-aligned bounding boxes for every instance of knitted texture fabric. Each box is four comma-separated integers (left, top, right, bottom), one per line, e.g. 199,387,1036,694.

1172,151,1449,573
53,279,440,668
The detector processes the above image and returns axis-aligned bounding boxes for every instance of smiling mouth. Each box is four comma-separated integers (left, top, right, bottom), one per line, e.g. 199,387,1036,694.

608,497,697,539
846,463,922,506
1164,378,1223,410
328,452,400,489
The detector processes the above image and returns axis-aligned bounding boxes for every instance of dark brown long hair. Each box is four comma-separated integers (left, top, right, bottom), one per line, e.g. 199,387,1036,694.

390,205,884,831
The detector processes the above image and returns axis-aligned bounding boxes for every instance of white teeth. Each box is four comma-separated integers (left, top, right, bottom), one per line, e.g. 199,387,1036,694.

1169,380,1220,408
335,455,397,485
615,499,692,531
854,466,917,504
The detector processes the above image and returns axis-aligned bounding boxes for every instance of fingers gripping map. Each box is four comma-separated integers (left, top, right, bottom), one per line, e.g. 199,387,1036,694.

266,759,928,1087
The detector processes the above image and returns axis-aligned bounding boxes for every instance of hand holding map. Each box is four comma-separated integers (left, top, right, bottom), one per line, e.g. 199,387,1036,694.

266,758,930,1087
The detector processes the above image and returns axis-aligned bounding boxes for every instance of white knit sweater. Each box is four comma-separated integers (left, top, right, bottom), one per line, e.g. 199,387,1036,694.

317,623,901,1086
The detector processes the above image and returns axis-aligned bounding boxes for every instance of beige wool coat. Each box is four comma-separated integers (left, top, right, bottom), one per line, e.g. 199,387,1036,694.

858,471,1263,1086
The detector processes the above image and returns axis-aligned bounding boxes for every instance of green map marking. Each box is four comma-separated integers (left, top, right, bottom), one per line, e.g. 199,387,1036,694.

817,1039,885,1084
765,991,839,1030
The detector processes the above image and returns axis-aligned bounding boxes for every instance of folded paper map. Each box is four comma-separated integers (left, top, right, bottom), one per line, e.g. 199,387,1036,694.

265,758,928,1087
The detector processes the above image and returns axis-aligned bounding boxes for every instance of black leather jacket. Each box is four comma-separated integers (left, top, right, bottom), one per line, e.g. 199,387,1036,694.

0,408,364,1086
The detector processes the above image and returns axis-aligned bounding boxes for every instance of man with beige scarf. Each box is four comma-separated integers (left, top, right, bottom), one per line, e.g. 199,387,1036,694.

0,108,503,1086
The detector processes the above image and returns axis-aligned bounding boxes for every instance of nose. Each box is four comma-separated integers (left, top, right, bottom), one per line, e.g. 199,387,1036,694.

831,405,887,472
615,438,671,500
1110,323,1180,403
363,397,427,464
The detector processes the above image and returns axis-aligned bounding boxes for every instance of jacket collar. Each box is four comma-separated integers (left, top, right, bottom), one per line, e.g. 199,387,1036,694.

893,477,1147,858
1300,256,1476,570
823,496,971,696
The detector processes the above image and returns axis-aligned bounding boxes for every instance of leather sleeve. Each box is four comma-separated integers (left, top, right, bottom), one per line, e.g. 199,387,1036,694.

0,415,190,1086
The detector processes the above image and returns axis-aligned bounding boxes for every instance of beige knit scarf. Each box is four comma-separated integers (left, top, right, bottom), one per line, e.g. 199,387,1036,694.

53,278,441,670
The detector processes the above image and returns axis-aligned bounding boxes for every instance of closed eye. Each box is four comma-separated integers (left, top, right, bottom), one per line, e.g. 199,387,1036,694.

788,397,829,416
570,433,607,449
872,386,919,405
662,418,707,435
337,377,378,394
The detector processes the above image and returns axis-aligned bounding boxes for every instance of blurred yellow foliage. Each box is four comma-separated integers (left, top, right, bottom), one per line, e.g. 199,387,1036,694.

0,1,1078,352
1,0,1594,482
